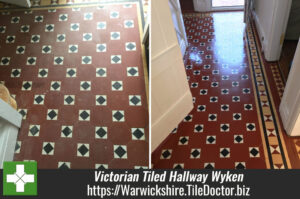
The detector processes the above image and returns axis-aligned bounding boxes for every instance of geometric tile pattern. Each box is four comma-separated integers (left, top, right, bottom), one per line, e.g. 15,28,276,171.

152,12,270,169
270,64,284,99
0,0,149,25
0,2,148,169
269,66,300,166
248,21,300,168
253,29,300,168
247,22,290,169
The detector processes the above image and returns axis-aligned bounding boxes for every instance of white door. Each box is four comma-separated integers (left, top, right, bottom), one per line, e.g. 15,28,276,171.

169,0,188,56
0,99,22,168
0,0,31,7
280,39,300,136
151,0,193,151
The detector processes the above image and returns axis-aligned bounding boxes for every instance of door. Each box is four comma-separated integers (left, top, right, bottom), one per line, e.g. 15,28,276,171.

169,0,188,56
280,39,300,136
151,0,193,151
0,0,31,7
0,99,22,168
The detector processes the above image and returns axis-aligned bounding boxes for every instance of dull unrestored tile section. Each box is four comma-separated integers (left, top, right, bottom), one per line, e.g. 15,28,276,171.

0,3,148,169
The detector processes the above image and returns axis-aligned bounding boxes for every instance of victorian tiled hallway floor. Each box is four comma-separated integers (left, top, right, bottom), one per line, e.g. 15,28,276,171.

152,12,300,169
0,1,148,169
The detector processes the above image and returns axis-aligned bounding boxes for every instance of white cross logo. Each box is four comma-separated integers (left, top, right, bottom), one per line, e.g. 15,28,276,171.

6,164,35,192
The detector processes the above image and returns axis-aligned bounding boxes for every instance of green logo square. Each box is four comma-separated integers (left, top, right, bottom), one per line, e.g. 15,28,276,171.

3,161,37,196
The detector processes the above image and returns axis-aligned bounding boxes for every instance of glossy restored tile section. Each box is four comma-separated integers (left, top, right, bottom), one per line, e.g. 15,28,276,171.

152,12,268,169
0,3,148,169
248,20,300,169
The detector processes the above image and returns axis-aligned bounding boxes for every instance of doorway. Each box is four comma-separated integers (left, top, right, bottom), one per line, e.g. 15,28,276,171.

278,0,300,81
212,0,244,8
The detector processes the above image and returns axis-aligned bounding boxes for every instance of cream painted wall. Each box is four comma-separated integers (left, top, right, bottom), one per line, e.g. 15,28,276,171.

0,0,31,7
253,0,292,61
151,0,193,151
253,0,273,50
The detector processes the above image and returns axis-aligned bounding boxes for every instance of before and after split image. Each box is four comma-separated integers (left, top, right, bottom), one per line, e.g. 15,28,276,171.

1,0,300,170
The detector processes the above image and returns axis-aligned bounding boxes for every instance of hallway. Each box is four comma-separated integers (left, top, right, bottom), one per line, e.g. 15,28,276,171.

152,11,300,169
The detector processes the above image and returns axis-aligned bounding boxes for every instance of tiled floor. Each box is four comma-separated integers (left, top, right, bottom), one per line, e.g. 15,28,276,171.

0,1,148,169
151,11,300,169
0,0,149,23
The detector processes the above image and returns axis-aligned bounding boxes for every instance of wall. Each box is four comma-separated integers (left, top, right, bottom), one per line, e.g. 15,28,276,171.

253,0,276,60
285,0,300,40
151,0,193,151
253,0,274,50
180,0,194,11
253,0,292,61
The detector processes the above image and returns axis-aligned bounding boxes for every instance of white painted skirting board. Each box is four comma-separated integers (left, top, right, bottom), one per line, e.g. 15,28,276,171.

0,99,22,168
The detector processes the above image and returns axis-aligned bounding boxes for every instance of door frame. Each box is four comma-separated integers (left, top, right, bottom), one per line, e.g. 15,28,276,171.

269,0,293,61
252,0,292,61
169,0,188,56
279,39,300,136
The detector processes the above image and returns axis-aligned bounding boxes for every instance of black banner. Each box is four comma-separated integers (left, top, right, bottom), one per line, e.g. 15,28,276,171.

0,170,297,198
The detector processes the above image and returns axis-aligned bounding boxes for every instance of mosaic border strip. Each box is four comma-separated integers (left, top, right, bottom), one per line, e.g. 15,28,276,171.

267,39,300,163
270,64,284,99
246,21,291,169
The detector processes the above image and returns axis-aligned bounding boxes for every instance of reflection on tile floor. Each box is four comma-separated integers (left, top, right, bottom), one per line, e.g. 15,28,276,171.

152,12,300,169
0,2,148,169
